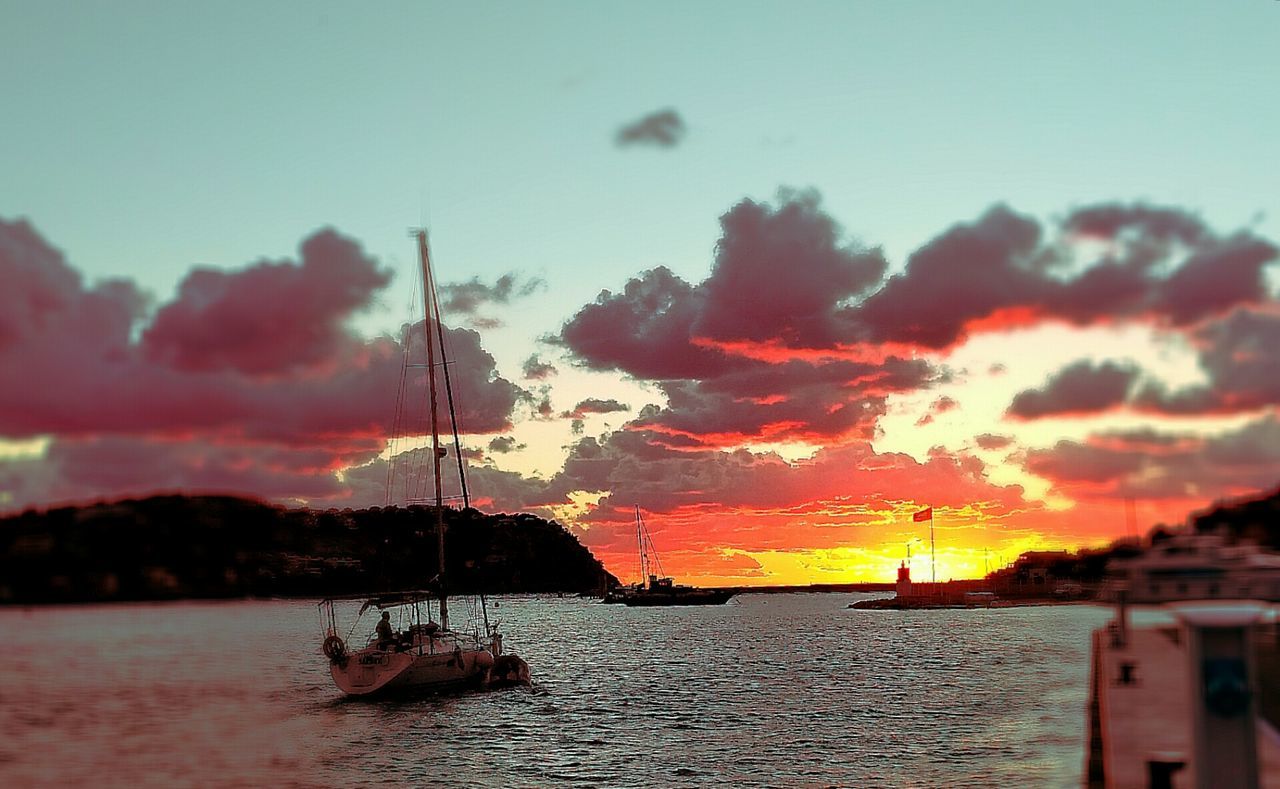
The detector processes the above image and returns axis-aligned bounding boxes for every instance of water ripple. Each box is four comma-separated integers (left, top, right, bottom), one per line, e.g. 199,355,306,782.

0,595,1107,787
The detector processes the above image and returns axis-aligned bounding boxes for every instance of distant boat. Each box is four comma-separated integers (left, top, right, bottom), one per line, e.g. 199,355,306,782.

317,230,529,697
606,506,734,606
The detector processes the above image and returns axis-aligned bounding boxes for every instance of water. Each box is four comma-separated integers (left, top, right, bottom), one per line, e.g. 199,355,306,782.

0,594,1109,787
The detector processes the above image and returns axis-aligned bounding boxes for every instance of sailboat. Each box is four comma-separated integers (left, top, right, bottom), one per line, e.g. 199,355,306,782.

605,506,734,606
317,230,530,696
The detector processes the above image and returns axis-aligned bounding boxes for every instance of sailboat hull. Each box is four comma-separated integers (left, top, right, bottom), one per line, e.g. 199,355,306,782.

624,589,735,606
330,643,494,696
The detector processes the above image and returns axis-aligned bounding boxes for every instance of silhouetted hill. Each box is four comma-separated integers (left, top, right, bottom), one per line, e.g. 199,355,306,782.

0,495,617,604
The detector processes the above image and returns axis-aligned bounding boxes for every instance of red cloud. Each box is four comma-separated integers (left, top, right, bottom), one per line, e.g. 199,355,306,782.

143,229,391,375
557,193,937,447
562,398,630,419
1025,416,1280,501
1,434,381,511
848,202,1276,350
0,221,520,444
0,219,523,511
695,190,886,349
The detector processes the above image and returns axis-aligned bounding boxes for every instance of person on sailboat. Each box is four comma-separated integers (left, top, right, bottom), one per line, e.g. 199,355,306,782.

375,611,396,651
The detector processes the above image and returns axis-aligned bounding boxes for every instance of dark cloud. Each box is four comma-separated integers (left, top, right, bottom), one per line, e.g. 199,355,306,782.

974,433,1014,451
439,272,545,316
487,436,525,454
563,398,631,419
0,219,103,348
532,393,554,421
849,206,1049,349
521,354,558,380
1153,237,1276,325
1007,360,1140,419
1062,203,1209,268
560,265,732,380
1136,308,1280,414
615,108,686,148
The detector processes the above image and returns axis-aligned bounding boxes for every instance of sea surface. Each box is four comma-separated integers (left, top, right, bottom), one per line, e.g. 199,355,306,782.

0,594,1109,787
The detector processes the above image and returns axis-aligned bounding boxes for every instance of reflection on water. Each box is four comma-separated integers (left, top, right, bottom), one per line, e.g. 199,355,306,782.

0,594,1107,787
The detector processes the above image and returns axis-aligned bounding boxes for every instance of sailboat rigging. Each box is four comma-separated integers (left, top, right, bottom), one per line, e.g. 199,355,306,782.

603,506,734,606
317,229,530,696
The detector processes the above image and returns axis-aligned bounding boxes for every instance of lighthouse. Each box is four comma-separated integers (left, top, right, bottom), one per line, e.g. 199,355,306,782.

896,560,913,598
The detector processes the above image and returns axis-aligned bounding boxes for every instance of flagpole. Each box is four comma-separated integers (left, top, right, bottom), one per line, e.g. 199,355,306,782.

930,511,936,585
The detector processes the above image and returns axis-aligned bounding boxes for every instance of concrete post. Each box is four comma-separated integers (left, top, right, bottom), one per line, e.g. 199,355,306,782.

1171,602,1266,789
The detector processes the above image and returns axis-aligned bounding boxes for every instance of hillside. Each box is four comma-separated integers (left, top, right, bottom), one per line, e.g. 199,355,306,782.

0,495,617,604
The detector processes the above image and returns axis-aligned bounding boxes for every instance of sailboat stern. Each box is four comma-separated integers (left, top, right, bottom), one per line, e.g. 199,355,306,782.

485,653,531,688
329,650,418,696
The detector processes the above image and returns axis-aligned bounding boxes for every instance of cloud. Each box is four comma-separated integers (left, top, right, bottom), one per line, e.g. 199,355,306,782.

846,202,1277,350
559,265,729,380
1024,415,1280,502
0,219,522,509
974,433,1014,451
615,108,686,148
849,206,1049,349
142,229,391,375
695,190,887,348
0,434,379,511
1007,360,1140,419
1062,203,1209,268
534,428,1031,565
487,436,525,454
557,192,935,447
562,398,631,419
916,395,959,426
439,272,545,316
1135,308,1280,414
521,354,558,380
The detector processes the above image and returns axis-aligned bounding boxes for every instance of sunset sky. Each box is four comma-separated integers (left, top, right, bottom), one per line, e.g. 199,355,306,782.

2,2,1279,585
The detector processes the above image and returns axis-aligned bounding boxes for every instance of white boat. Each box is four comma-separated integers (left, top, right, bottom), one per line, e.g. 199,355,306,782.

317,230,530,697
319,590,527,696
1104,529,1280,604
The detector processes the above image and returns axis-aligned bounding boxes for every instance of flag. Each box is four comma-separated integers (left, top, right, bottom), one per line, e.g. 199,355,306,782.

913,507,932,522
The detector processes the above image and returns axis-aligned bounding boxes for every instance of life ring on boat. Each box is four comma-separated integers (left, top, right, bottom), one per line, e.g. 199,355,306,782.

322,635,347,662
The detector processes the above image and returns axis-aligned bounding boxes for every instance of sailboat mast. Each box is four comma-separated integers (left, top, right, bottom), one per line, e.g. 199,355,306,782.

636,506,648,587
417,230,448,632
428,268,470,510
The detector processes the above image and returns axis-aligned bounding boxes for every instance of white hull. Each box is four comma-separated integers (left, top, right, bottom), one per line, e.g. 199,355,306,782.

330,633,495,696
